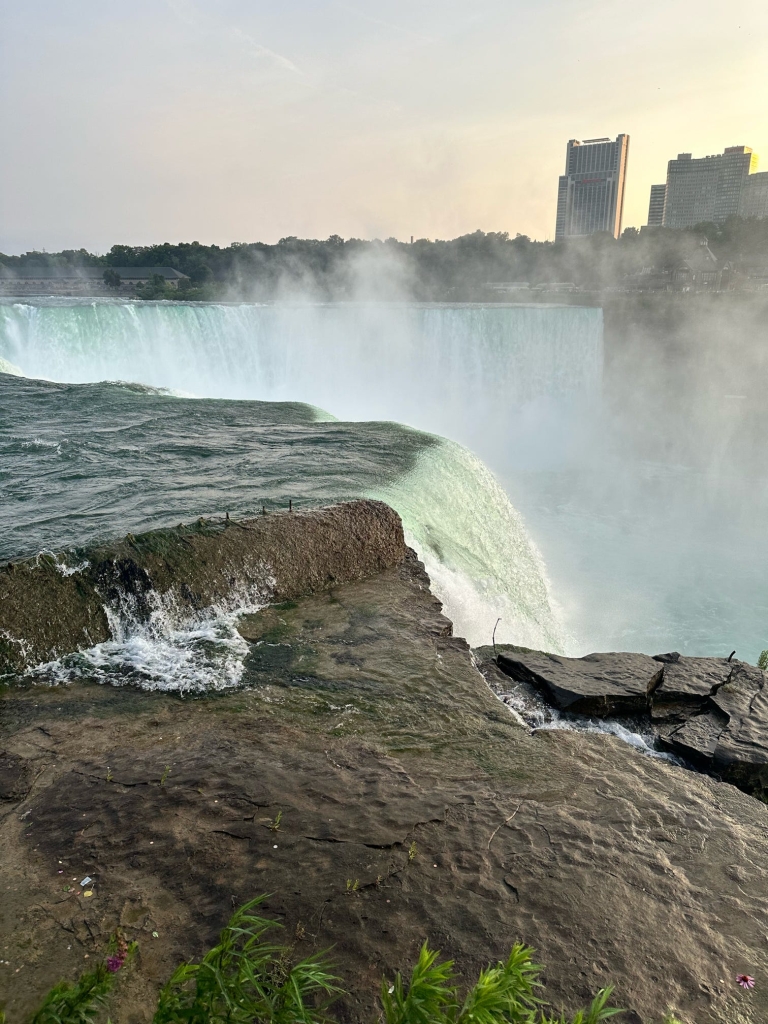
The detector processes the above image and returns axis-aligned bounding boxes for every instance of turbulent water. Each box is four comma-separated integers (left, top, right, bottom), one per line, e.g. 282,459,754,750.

0,300,602,467
2,297,764,692
0,370,562,687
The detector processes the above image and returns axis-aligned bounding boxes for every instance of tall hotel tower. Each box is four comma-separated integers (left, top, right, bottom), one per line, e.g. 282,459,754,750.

555,134,630,240
653,146,758,228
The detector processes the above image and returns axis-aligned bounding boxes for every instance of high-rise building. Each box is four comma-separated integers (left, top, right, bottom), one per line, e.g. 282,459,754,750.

647,184,667,227
739,171,768,221
663,146,758,229
555,134,630,241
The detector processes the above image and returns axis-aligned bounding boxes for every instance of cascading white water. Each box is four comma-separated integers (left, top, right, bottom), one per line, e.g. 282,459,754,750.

1,299,603,662
0,300,602,466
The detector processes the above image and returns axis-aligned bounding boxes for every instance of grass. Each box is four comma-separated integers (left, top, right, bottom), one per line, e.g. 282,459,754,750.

24,935,136,1024
15,898,694,1024
269,810,282,832
151,896,339,1024
381,942,621,1024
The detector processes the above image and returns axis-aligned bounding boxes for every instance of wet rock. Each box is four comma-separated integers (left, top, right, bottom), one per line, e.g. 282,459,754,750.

494,647,768,801
660,711,728,765
0,500,407,675
496,648,662,716
650,652,731,720
3,557,768,1024
0,751,33,801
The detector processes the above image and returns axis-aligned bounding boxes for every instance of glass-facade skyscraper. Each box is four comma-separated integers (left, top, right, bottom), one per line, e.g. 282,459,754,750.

555,134,630,241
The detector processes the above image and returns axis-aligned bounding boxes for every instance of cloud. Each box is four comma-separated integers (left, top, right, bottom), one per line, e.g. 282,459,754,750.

231,28,303,77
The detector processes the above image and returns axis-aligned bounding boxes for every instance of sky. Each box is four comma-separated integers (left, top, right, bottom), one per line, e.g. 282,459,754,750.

1,0,767,254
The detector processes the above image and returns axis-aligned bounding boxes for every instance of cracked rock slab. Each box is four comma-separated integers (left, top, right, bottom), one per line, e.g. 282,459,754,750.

496,648,662,716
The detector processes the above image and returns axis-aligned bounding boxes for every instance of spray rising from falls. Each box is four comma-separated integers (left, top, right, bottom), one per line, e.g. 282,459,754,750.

1,302,602,676
0,301,603,467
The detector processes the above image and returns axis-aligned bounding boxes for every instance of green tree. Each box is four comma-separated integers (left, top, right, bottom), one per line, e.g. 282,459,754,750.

103,268,122,289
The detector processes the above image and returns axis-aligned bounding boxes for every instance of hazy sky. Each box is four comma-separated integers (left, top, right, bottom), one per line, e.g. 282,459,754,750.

1,0,767,254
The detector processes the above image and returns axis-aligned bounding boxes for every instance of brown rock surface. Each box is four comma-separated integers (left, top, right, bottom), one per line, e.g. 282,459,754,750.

0,555,766,1024
650,652,732,719
0,500,406,675
496,649,663,716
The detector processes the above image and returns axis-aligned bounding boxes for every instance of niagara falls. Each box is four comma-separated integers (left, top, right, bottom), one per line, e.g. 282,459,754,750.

2,2,768,1022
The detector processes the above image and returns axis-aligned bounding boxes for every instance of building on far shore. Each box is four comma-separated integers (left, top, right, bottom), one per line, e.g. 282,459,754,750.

646,183,667,227
555,134,630,241
657,146,758,229
0,266,189,297
739,171,768,221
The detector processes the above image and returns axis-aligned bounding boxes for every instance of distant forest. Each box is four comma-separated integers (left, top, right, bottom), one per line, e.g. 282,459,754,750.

3,217,768,301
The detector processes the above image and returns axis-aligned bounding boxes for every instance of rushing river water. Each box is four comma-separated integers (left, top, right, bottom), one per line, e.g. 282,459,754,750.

1,298,765,689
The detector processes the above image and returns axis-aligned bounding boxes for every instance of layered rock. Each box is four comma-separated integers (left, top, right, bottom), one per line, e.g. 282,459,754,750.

495,649,663,716
0,500,406,675
493,646,768,801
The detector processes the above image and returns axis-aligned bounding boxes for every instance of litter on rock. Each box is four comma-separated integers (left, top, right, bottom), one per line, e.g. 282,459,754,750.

80,876,92,886
83,890,93,898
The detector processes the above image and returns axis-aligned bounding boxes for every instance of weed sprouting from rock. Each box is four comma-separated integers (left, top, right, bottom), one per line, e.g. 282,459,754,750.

381,942,621,1024
151,896,339,1024
269,810,283,832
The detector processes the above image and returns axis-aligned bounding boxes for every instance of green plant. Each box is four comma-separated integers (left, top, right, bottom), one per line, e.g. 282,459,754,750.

345,879,359,894
381,942,619,1024
151,896,340,1024
269,811,282,833
106,766,113,783
160,764,171,786
29,963,115,1024
758,650,768,671
408,842,417,862
540,987,621,1023
21,901,625,1024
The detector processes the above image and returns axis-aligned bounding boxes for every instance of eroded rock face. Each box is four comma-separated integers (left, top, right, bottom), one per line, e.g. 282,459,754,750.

494,647,768,801
0,500,406,675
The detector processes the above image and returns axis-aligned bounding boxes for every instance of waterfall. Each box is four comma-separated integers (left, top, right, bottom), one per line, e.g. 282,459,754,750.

1,299,603,659
0,300,602,468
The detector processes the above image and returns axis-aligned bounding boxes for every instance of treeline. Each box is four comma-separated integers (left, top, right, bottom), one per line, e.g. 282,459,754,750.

2,217,768,300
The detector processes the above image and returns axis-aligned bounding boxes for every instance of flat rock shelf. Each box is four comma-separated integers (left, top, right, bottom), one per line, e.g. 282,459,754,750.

1,550,767,1023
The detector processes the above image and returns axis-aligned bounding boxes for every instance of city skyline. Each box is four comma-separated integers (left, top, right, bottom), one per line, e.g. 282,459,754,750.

2,0,767,254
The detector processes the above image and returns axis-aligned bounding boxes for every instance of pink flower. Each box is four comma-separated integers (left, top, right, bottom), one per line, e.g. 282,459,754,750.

737,974,755,989
105,936,129,973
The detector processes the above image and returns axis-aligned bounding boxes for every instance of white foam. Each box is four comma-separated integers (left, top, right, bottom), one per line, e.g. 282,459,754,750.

34,583,267,694
495,682,678,762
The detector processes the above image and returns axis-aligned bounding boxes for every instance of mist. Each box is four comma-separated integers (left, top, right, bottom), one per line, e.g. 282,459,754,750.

4,257,767,661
